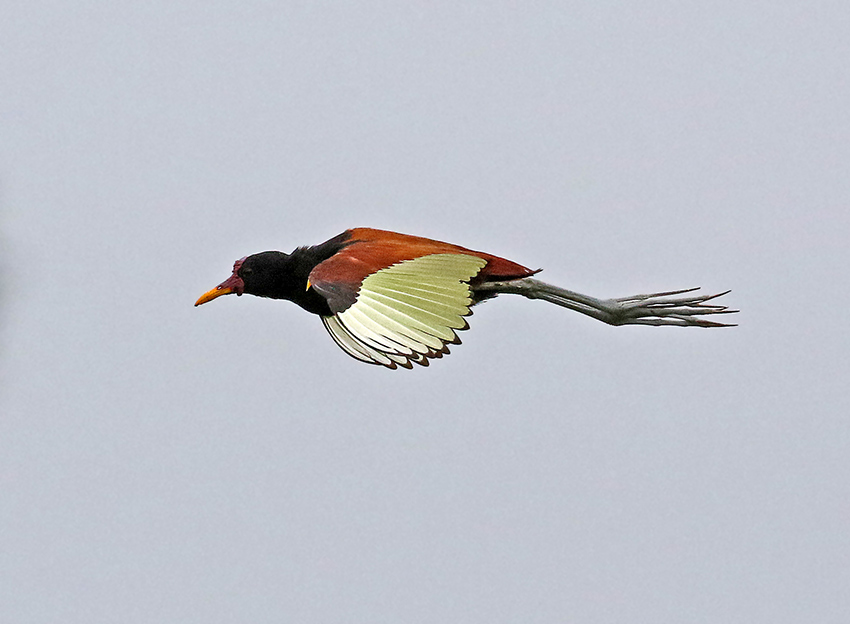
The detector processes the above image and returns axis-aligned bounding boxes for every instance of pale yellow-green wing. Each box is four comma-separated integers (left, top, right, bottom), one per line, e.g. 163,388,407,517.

321,253,488,369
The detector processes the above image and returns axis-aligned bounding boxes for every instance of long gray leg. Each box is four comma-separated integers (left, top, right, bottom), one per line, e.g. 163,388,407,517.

474,278,737,327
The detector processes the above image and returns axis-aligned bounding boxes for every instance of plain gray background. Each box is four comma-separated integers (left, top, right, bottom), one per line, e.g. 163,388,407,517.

2,2,848,622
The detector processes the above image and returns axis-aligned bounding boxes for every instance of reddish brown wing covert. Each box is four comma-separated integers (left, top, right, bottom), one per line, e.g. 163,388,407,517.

308,228,538,314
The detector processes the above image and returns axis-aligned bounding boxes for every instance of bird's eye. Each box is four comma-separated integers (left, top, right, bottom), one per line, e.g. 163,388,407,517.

241,267,253,277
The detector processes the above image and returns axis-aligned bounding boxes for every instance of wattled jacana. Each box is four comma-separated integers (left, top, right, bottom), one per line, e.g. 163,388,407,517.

195,228,736,369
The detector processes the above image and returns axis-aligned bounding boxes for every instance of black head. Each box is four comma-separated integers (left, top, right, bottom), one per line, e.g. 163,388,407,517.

237,251,298,298
195,231,353,314
195,248,338,315
195,251,295,305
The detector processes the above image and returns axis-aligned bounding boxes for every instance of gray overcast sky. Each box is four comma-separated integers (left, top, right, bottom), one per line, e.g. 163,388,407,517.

2,2,848,622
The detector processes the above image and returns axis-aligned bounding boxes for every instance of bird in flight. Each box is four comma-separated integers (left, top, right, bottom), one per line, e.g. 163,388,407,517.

195,228,736,369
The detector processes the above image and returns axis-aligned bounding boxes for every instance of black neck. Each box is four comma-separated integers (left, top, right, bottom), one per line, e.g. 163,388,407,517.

242,231,353,316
